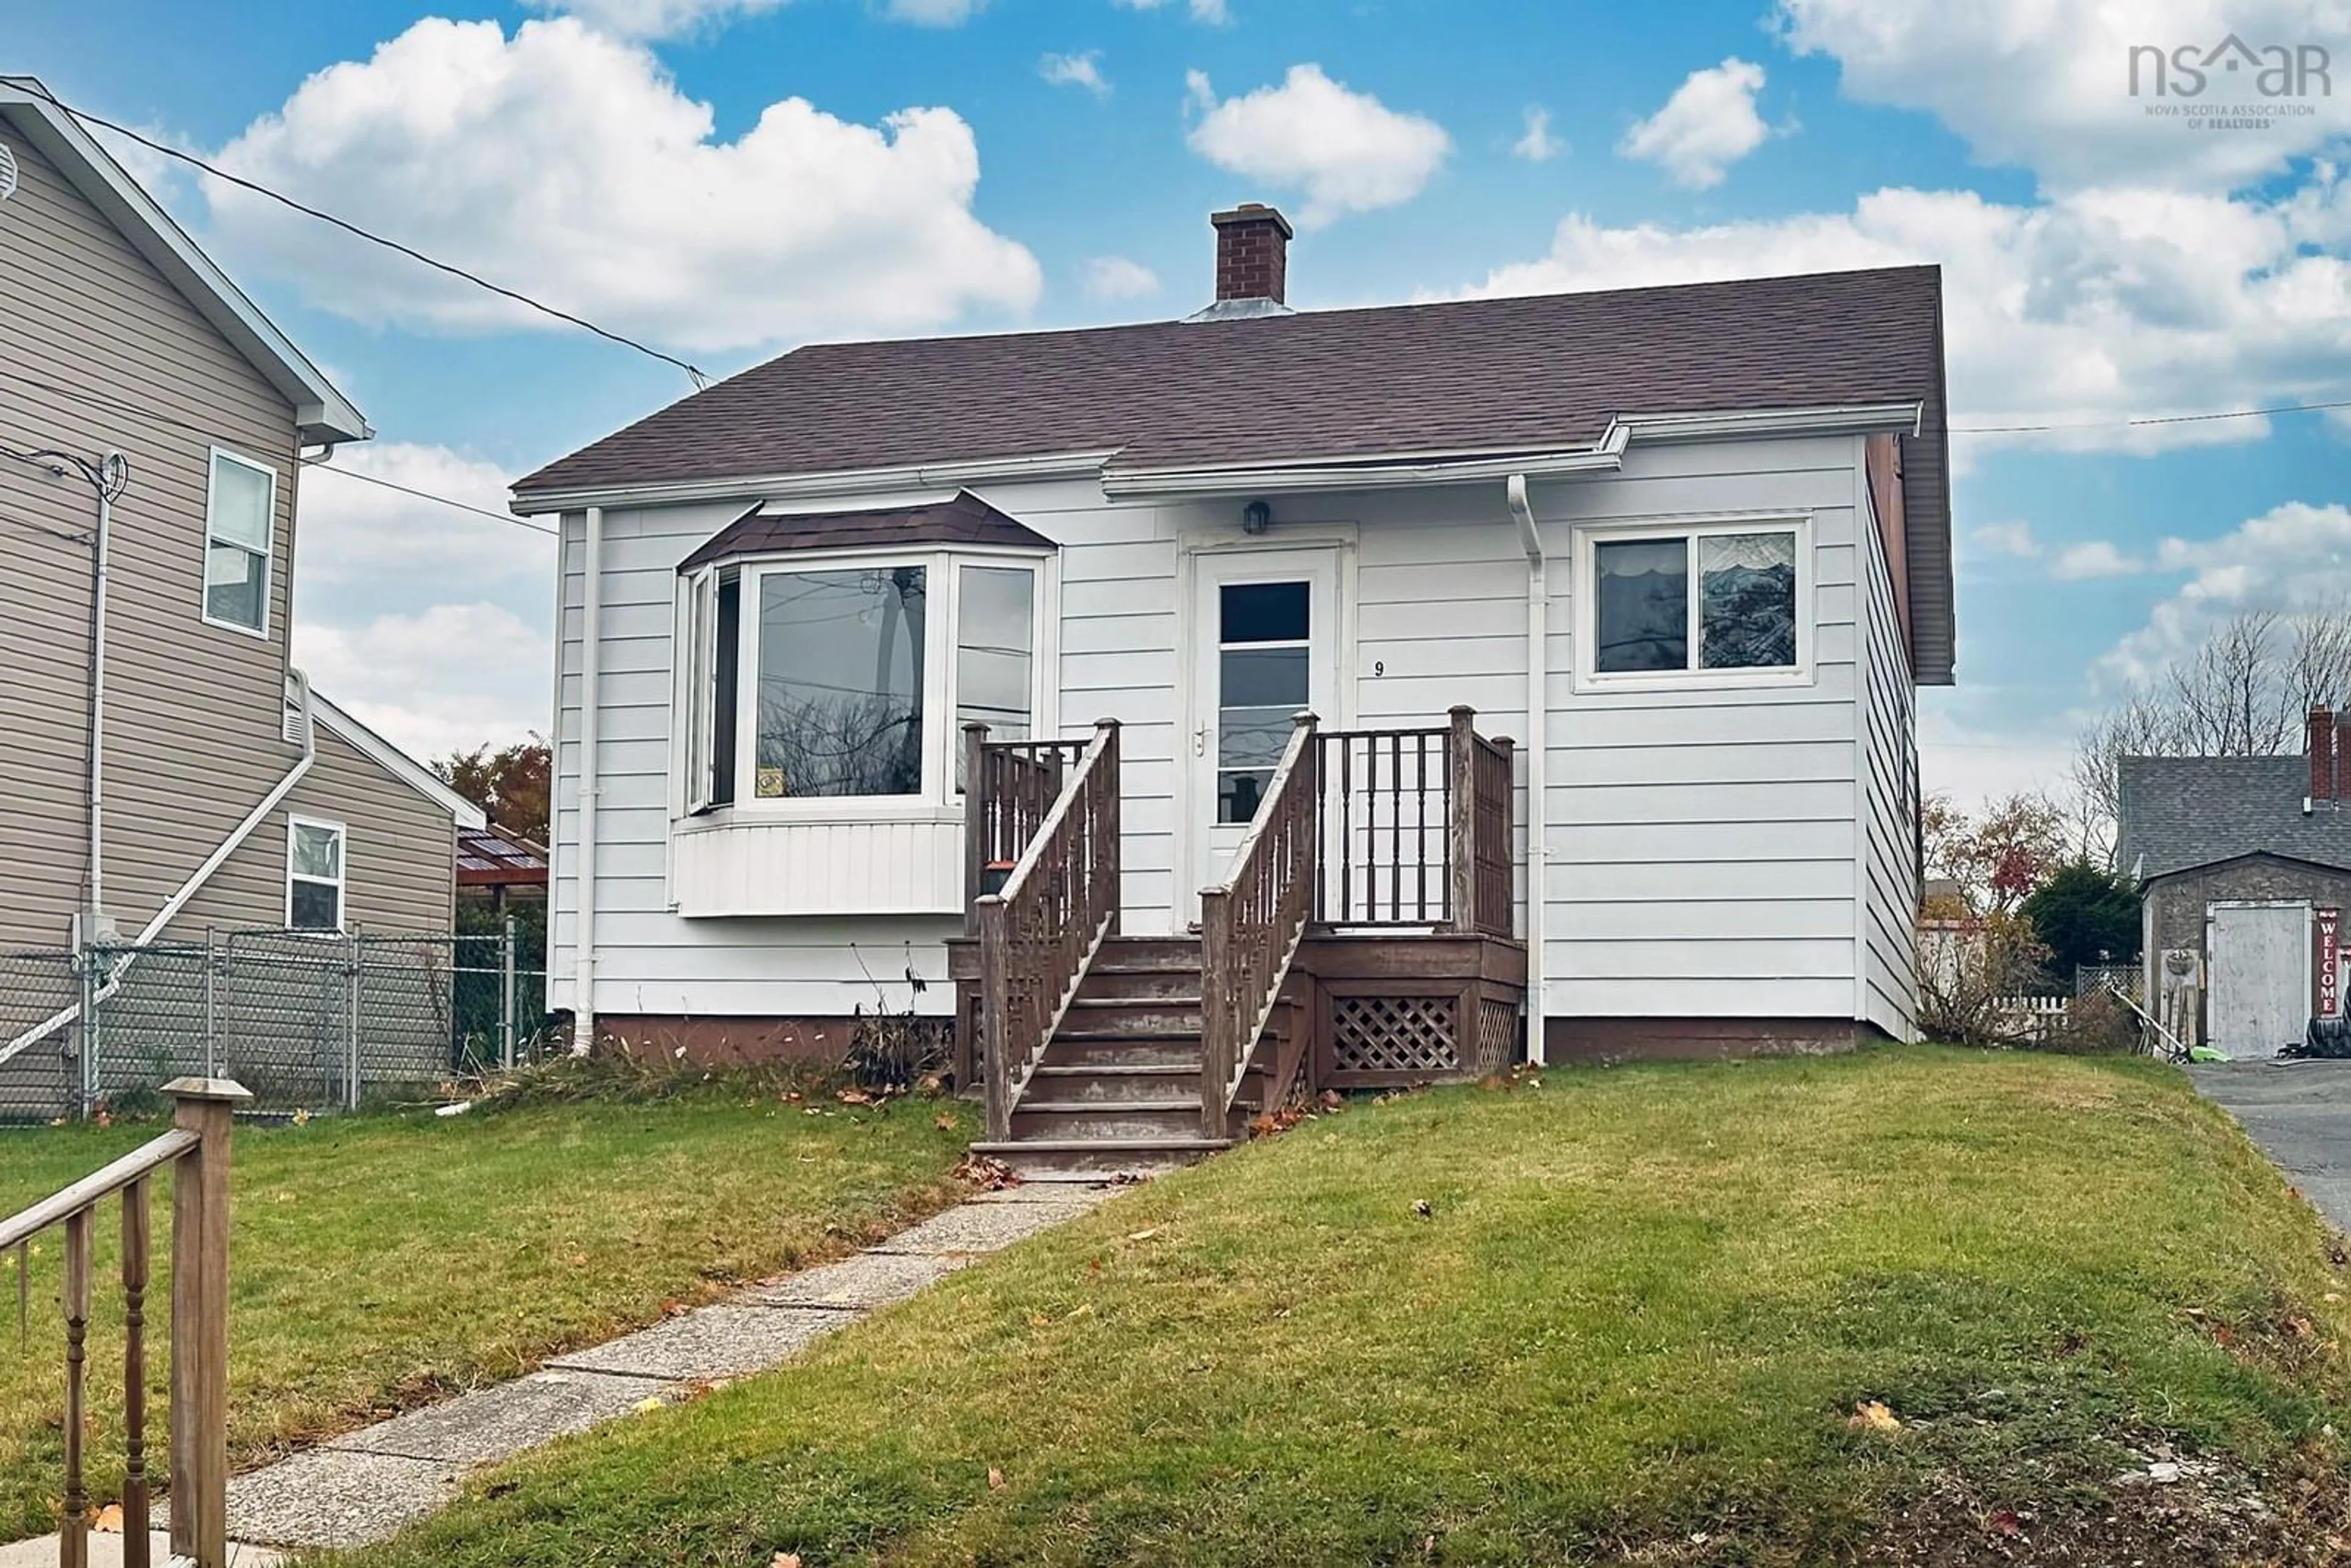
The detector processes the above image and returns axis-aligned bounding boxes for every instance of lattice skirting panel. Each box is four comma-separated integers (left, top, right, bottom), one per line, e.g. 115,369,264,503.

1320,979,1524,1087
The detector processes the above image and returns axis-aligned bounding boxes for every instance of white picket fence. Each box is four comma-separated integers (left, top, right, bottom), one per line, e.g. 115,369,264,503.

1989,994,2070,1043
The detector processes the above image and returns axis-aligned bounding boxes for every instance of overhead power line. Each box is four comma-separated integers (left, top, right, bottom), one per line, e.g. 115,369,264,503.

12,370,552,536
1951,397,2351,435
301,460,556,535
20,80,708,389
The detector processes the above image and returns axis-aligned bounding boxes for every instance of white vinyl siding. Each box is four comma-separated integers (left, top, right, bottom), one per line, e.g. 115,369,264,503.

550,435,1918,1028
1858,456,1922,1039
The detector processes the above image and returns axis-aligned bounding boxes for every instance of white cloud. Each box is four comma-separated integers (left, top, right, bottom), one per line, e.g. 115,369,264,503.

1971,520,2041,558
287,443,555,760
296,602,551,761
885,0,981,24
1080,255,1160,299
1184,65,1449,227
204,17,1040,354
1513,106,1565,163
1468,174,2351,456
2096,501,2351,689
1775,0,2351,192
524,0,786,40
1618,57,1770,189
293,444,547,590
1115,0,1229,22
1919,699,2079,810
2049,540,2148,579
1040,50,1110,96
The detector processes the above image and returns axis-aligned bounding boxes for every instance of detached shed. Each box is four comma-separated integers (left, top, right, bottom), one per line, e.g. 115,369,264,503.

2117,710,2351,1058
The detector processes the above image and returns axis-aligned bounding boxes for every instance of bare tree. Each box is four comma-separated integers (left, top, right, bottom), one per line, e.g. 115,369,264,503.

2074,601,2351,861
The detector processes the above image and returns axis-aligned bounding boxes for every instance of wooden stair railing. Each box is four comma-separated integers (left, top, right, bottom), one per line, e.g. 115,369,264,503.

1316,706,1516,936
975,720,1122,1141
1199,711,1319,1136
1,1077,249,1568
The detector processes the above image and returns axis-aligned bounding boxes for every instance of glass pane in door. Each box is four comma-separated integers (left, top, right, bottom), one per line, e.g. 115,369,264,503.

1217,582,1309,823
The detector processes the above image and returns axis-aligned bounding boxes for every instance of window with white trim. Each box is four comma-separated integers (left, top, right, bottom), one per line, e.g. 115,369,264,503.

203,448,276,634
1581,520,1807,683
287,817,345,931
679,549,1051,812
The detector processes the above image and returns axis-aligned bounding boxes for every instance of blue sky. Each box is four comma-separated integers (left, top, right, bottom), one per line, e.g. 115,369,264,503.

11,0,2350,800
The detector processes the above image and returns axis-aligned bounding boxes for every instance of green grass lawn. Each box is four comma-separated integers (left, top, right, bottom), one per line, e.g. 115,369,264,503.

0,1076,971,1541
336,1047,2351,1567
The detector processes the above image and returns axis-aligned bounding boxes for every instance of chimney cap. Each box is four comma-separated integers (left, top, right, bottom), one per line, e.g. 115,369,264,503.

1211,201,1294,239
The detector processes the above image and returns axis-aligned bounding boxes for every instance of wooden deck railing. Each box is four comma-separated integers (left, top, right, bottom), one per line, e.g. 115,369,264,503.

975,721,1121,1140
1318,707,1515,936
1,1078,249,1568
962,727,1091,937
1199,712,1320,1134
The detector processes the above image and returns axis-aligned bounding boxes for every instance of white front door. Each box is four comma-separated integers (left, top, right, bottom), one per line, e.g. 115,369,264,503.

1189,548,1340,901
2207,902,2311,1059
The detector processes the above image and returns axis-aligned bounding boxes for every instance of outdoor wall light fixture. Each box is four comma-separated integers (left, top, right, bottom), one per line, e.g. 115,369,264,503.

1241,499,1273,535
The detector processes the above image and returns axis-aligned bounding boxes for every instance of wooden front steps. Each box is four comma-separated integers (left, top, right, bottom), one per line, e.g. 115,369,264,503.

969,936,1236,1179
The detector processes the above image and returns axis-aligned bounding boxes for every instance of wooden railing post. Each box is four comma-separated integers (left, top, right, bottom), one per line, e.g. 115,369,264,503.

978,897,1011,1141
1198,888,1232,1138
1491,735,1517,938
167,1076,250,1568
122,1176,152,1568
1445,706,1477,934
61,1206,91,1568
962,722,990,938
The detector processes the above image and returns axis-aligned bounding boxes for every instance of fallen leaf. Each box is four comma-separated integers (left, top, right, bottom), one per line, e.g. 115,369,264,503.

773,1555,803,1568
632,1395,664,1414
1988,1509,2022,1538
92,1503,122,1533
1319,1089,1343,1111
1127,1228,1160,1242
1848,1400,1902,1435
1412,1199,1433,1218
988,1466,1006,1490
837,1088,873,1105
934,1112,959,1131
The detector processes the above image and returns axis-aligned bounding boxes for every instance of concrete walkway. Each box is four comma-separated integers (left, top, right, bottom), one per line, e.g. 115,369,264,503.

2191,1059,2351,1234
2,1182,1119,1559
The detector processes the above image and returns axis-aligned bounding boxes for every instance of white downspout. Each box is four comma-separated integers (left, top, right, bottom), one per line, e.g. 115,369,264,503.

1507,474,1548,1065
572,505,605,1056
87,483,111,927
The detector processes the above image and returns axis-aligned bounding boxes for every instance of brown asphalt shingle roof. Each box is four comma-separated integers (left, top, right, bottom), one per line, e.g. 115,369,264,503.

678,492,1054,571
517,265,1952,680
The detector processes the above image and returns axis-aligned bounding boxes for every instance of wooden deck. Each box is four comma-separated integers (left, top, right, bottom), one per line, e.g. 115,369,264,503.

951,708,1526,1175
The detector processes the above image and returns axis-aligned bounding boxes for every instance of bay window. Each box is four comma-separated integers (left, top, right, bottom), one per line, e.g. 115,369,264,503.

679,547,1051,814
1581,519,1808,685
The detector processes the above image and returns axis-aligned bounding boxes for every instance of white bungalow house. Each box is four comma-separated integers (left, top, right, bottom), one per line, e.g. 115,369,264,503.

514,203,1949,1171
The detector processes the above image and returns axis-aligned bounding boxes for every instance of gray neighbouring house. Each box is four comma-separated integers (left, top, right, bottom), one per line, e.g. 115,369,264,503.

520,200,1953,1173
0,78,485,1110
2116,707,2351,1059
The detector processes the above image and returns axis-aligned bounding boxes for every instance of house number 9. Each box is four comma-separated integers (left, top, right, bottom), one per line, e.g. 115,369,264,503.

1373,660,1385,677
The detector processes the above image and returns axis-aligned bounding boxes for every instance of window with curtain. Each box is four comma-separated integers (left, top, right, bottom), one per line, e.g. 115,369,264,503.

1592,527,1799,677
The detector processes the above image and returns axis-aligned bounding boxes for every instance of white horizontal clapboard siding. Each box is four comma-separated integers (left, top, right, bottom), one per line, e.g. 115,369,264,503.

1858,463,1923,1039
549,434,1911,1030
1535,436,1865,1022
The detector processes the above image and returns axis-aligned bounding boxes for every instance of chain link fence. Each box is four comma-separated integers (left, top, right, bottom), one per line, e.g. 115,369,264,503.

0,925,554,1123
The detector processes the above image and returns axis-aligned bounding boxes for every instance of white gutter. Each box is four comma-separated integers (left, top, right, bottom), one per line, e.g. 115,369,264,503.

1104,435,1626,500
512,449,1122,516
1506,473,1548,1066
572,505,605,1056
3,672,317,1067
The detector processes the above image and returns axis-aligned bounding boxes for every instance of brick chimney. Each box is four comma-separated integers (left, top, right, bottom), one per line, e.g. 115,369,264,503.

2312,702,2337,801
1211,203,1292,306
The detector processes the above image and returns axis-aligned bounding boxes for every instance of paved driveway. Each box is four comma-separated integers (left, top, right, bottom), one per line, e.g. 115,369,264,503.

2189,1060,2351,1235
